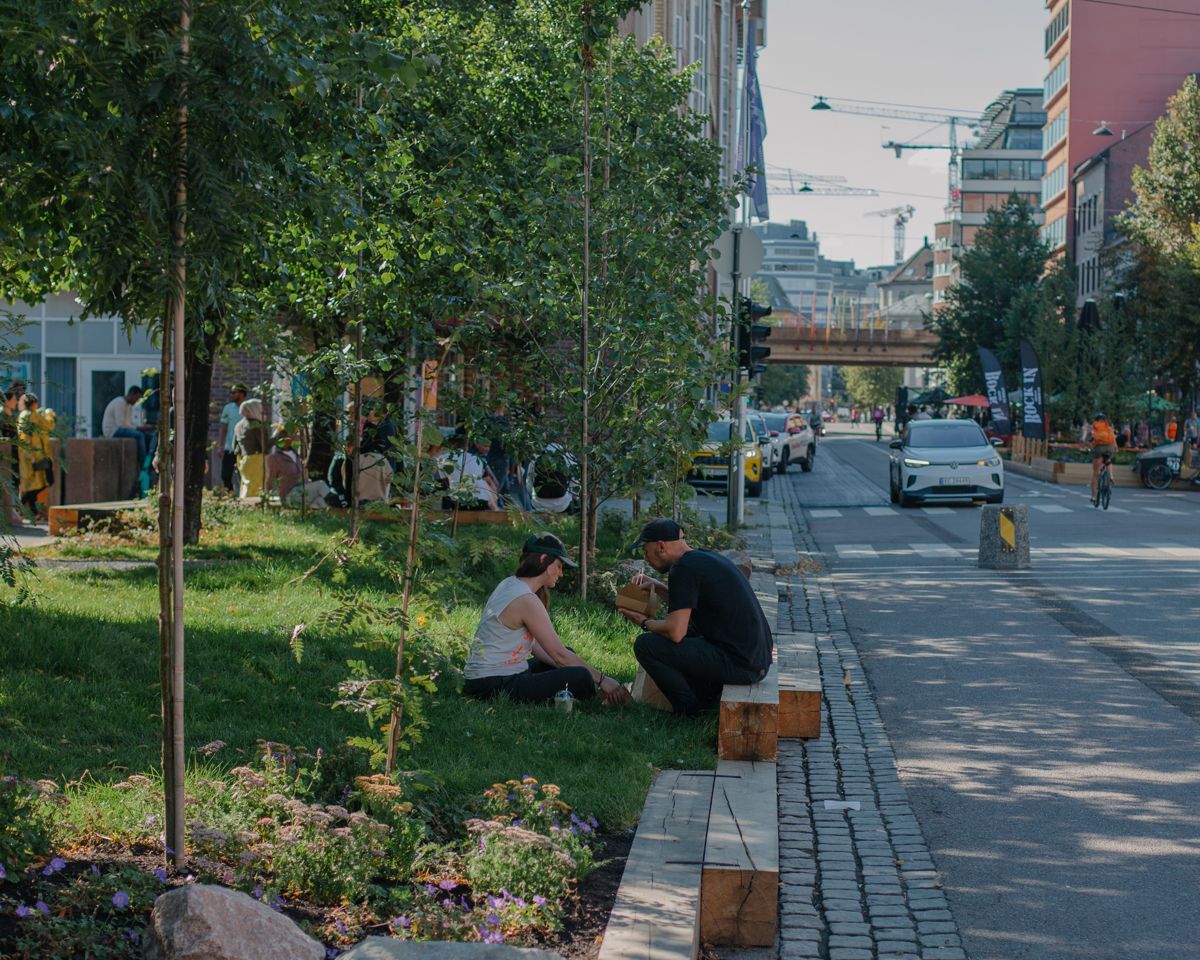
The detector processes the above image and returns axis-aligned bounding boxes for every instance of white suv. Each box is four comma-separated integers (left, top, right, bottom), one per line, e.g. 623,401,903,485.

757,411,816,473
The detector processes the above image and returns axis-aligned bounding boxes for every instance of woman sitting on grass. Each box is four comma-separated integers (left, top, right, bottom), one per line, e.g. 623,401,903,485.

463,533,630,706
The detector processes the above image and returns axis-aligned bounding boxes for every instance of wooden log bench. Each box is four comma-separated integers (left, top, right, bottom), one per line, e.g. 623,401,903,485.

700,760,779,947
775,631,822,740
718,663,778,761
598,769,714,960
48,499,148,536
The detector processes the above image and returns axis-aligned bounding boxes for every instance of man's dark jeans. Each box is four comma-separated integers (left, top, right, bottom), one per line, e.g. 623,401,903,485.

633,632,762,716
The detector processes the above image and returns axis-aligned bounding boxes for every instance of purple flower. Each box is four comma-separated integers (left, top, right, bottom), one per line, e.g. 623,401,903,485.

513,897,526,908
35,901,49,914
424,883,436,895
42,857,66,876
252,884,263,900
326,949,342,959
532,895,546,907
112,891,130,909
488,895,503,910
90,865,100,876
512,818,523,828
588,815,599,829
16,904,32,918
335,919,348,935
271,895,286,912
483,930,505,944
486,912,500,926
438,879,456,891
154,867,168,883
127,929,141,944
392,915,411,929
0,862,6,880
499,888,512,900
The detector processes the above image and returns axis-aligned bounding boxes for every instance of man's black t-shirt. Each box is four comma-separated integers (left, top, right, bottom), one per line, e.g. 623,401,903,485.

667,550,773,674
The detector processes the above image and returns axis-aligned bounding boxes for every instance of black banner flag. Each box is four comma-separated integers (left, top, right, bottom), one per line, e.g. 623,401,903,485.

1019,339,1045,440
977,347,1012,436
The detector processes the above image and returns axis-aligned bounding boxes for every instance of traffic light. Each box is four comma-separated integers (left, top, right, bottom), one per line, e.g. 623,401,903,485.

736,297,773,376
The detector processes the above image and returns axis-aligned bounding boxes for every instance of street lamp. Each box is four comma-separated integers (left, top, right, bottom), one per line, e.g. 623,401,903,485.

811,96,833,111
1091,121,1114,137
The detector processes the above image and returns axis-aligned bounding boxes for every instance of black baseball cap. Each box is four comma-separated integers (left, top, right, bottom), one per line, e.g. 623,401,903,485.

522,533,578,568
630,518,684,552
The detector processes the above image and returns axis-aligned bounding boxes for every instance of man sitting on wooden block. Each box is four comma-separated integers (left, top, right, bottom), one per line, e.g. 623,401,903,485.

619,518,773,716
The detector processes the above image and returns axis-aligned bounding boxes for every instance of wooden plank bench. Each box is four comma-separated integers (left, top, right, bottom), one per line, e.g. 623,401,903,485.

700,760,779,947
718,663,778,761
775,631,822,740
48,499,147,536
598,769,715,960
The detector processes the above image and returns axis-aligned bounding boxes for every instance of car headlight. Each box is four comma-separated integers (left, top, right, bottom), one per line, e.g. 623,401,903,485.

977,456,1001,467
744,449,756,459
903,457,929,467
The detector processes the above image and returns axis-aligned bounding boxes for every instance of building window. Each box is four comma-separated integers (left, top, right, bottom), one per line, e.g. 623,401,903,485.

1043,107,1068,155
1044,54,1069,103
1006,127,1043,150
1042,162,1067,205
962,158,1046,181
1045,2,1069,53
1041,215,1066,248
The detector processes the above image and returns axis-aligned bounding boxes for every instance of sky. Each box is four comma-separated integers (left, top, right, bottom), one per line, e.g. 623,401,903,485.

755,1,1048,268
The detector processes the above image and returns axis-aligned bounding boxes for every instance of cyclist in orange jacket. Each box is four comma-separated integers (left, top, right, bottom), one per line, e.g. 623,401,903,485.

1090,413,1117,504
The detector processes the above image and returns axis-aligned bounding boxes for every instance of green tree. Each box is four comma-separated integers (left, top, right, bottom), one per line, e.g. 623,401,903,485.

756,365,810,408
926,196,1052,393
840,366,902,410
1125,75,1200,265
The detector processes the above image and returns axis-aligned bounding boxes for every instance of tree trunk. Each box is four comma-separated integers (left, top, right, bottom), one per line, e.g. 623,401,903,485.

578,8,593,600
182,325,218,544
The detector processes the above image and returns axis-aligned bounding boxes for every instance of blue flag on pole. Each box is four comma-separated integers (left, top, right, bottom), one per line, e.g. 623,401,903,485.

743,40,769,222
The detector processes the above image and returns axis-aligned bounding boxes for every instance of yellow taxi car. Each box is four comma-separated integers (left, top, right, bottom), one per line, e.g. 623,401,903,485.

686,418,764,497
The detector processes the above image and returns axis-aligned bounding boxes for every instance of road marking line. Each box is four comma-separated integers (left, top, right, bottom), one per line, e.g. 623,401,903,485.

809,509,843,519
1144,544,1200,558
1144,507,1187,515
921,507,953,515
1030,504,1072,513
909,543,961,558
863,506,897,516
835,544,878,558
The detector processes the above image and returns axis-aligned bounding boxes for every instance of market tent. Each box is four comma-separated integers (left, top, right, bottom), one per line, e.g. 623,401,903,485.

947,394,990,408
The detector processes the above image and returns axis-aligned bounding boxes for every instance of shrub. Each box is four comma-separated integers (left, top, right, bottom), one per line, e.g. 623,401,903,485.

0,767,53,875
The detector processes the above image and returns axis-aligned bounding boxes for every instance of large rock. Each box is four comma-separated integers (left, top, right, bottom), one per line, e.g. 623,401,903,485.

143,884,324,960
341,940,563,960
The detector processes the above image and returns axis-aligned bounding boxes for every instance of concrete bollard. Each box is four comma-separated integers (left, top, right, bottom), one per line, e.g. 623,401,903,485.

978,504,1030,569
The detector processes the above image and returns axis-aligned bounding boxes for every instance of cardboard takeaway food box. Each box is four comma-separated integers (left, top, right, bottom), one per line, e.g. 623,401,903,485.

615,583,658,617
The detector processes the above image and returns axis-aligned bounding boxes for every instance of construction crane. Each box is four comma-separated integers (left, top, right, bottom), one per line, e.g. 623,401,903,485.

812,95,981,214
766,165,878,197
865,205,915,264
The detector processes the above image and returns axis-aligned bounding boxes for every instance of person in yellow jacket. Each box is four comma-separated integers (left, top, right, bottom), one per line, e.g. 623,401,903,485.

17,394,56,520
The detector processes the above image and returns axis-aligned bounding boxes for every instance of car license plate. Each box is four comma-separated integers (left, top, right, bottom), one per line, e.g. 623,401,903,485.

702,467,727,479
940,476,971,485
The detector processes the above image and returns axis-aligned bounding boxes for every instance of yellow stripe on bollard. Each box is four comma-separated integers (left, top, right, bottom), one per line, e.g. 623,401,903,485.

999,509,1016,552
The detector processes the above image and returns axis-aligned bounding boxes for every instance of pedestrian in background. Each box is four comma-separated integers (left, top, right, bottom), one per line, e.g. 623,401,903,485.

234,398,272,497
2,382,25,525
17,393,55,521
1165,415,1179,442
217,384,247,492
1184,410,1199,447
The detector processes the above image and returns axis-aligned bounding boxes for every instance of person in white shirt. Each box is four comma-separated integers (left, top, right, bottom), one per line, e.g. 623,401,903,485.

217,384,247,491
439,434,497,510
101,386,152,470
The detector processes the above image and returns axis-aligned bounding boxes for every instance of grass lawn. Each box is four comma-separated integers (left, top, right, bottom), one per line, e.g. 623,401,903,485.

6,504,716,829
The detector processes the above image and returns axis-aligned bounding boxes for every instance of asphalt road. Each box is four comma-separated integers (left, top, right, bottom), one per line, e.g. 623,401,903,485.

784,424,1200,960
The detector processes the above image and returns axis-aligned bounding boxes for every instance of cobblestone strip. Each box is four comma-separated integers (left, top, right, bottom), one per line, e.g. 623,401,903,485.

768,480,968,960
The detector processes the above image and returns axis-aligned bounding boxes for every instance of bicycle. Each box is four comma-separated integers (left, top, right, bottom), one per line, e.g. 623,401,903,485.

874,420,883,442
1091,450,1113,510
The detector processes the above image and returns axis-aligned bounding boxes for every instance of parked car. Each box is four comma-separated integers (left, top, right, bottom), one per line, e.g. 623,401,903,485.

748,412,779,478
757,410,816,473
687,419,764,497
888,419,1004,506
